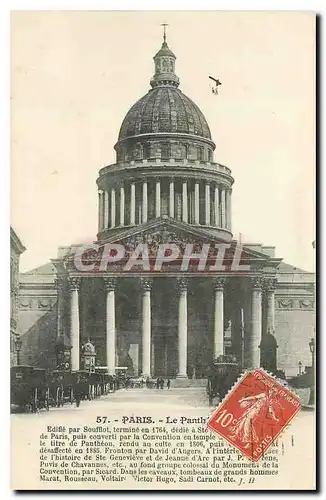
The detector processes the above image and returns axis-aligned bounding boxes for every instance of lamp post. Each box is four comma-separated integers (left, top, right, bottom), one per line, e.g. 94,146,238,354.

15,337,22,366
308,337,315,405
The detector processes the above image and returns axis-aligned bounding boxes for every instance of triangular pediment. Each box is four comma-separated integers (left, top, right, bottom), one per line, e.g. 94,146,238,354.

61,217,281,275
99,218,279,265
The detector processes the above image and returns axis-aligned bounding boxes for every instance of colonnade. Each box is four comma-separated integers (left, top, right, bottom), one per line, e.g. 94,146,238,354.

98,178,232,232
58,275,276,377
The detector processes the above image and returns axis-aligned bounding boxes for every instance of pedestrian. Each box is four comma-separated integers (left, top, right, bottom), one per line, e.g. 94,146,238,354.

75,377,82,408
167,379,171,390
156,378,160,389
160,377,164,390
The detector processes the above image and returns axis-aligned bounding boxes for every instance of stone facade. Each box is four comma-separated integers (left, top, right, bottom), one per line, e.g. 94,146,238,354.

10,227,25,366
17,35,315,378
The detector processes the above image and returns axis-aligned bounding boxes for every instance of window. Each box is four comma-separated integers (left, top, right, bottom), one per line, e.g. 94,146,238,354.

161,142,170,160
208,149,212,162
143,143,150,159
197,147,204,161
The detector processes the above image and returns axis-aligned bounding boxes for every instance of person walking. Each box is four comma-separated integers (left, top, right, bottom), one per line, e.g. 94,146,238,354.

167,379,171,390
74,376,82,408
160,377,164,390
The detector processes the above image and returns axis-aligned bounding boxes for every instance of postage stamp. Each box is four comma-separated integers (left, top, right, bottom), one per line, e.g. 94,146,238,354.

207,369,301,461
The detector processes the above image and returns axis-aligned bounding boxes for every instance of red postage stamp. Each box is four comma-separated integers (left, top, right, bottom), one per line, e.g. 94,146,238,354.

207,369,301,461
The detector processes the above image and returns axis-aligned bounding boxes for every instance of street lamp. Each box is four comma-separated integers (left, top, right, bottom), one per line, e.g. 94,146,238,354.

308,338,315,406
14,337,22,365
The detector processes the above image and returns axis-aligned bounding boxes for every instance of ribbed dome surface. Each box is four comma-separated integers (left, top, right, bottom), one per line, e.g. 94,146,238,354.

118,87,212,141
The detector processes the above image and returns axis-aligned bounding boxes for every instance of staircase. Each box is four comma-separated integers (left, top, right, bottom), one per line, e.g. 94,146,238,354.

170,378,207,388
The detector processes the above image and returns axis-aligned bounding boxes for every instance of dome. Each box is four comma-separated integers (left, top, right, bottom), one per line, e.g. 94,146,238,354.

118,87,212,141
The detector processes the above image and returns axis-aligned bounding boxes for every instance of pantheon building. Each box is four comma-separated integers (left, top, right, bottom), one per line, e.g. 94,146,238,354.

18,34,315,379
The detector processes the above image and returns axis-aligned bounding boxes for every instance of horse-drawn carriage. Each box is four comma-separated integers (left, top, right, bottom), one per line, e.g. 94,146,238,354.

48,370,75,407
11,366,49,413
206,355,242,406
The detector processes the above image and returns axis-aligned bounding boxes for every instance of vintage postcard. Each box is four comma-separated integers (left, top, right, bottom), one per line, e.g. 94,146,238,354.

10,10,316,490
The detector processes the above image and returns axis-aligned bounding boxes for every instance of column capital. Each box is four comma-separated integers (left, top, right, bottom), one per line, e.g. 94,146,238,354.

250,276,264,290
213,276,227,291
140,277,153,292
103,277,117,291
169,176,175,182
264,277,278,291
177,277,188,292
181,177,187,184
68,277,81,291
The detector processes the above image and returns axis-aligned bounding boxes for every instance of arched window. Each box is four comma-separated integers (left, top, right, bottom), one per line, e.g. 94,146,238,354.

208,149,212,162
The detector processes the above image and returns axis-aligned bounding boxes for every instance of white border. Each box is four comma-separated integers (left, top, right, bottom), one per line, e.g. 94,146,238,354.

1,2,322,499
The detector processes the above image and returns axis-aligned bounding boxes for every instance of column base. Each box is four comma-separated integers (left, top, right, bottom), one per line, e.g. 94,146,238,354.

176,373,188,379
141,373,151,378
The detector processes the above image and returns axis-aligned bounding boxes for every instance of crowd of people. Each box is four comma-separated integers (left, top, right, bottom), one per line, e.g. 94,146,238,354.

155,377,171,390
125,376,172,389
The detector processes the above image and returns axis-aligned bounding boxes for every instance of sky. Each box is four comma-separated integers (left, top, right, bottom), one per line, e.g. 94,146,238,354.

11,10,315,273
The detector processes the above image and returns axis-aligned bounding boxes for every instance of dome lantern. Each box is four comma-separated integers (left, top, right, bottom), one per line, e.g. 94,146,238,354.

150,24,180,88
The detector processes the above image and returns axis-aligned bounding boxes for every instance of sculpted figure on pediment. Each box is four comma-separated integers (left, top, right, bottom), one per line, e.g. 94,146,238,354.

121,228,196,252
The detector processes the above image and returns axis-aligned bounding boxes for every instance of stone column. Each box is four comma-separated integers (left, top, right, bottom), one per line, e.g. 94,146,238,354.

130,182,136,225
213,277,226,359
110,188,116,228
169,178,175,218
104,191,109,229
265,278,277,334
182,179,188,223
205,182,211,226
142,180,148,224
104,278,116,376
155,180,161,218
177,278,188,378
98,190,103,230
55,278,65,339
214,185,220,226
226,189,232,231
141,278,152,377
249,277,263,369
120,185,125,227
69,277,81,372
194,182,200,224
221,188,226,228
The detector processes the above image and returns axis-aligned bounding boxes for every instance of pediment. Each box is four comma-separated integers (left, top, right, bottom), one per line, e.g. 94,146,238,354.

62,218,280,274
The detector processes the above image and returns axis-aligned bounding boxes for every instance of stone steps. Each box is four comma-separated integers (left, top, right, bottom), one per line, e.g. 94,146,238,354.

169,378,207,388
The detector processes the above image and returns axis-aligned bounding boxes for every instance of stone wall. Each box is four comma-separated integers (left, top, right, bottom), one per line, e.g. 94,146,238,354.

18,293,58,368
274,308,315,377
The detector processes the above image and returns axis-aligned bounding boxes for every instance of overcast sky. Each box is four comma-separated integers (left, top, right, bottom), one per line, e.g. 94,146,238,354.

11,10,315,272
